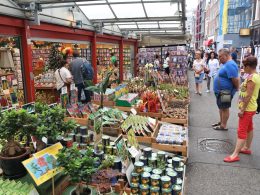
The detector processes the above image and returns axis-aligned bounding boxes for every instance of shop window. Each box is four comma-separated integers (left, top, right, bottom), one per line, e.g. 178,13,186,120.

0,36,25,109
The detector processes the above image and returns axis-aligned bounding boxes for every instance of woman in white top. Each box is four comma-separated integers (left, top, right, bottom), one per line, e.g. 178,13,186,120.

154,54,160,70
193,50,205,95
206,52,219,92
55,59,73,94
163,53,170,75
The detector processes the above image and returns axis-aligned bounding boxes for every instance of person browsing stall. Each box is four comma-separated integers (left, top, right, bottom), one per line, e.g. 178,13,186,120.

192,50,205,95
212,49,239,130
206,52,219,92
55,59,72,95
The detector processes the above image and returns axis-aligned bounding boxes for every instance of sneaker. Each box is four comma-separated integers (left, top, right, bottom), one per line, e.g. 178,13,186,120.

206,90,210,93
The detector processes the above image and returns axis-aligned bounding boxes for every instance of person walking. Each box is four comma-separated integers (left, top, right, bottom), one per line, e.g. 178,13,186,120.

154,54,160,70
224,56,260,162
212,49,240,130
193,50,205,95
70,50,93,103
163,53,170,75
55,59,73,95
206,52,219,92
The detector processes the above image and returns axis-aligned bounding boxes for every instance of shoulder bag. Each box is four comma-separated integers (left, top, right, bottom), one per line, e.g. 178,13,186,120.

218,75,231,103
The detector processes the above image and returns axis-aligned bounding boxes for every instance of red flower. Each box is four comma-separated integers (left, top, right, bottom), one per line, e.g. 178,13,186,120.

37,157,47,167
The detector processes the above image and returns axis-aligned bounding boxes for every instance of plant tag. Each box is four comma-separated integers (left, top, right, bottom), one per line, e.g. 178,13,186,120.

125,162,134,183
1,76,6,81
148,117,156,126
42,137,47,144
3,89,10,95
128,146,140,158
70,83,76,91
130,108,137,115
61,86,67,94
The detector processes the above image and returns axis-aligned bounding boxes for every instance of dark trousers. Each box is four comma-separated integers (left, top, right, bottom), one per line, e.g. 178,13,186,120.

165,67,170,75
76,83,91,103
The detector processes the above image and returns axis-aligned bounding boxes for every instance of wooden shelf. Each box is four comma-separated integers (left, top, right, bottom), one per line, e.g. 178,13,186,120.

0,73,14,77
35,86,56,90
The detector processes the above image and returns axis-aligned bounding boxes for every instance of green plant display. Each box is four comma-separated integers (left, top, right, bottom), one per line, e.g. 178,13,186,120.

98,155,115,170
0,109,38,157
46,46,63,71
86,70,116,108
57,146,98,195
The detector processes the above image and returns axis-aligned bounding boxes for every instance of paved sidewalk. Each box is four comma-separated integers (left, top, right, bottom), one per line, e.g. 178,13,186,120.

185,71,260,195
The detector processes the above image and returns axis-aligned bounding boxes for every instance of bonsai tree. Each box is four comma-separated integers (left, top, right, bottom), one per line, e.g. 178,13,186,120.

0,109,38,157
57,146,98,195
86,70,115,108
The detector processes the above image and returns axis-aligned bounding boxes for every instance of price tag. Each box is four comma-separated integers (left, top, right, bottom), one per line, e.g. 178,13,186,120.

128,146,141,158
70,83,76,91
3,90,10,95
1,76,6,81
130,108,137,115
61,86,67,94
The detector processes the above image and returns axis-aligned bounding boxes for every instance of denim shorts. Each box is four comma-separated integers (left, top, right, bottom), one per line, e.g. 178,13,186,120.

195,73,204,84
215,93,233,109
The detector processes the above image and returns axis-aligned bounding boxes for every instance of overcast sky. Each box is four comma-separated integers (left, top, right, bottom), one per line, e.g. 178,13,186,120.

186,0,198,17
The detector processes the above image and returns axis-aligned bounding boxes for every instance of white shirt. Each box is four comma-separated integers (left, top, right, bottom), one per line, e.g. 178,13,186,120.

193,59,205,73
208,59,219,77
163,57,170,68
154,59,160,68
55,67,72,90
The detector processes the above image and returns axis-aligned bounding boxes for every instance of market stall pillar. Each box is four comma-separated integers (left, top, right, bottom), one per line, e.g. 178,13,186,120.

21,21,35,102
92,33,97,84
119,39,124,82
134,42,138,77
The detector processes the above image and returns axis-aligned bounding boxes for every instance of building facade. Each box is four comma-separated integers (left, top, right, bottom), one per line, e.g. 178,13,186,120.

252,0,260,45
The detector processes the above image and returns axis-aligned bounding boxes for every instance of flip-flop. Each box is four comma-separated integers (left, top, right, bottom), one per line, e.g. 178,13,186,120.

211,122,221,127
240,149,252,155
213,126,228,131
224,156,240,163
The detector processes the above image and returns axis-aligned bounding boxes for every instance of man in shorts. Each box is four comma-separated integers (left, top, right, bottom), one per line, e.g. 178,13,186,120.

212,49,240,130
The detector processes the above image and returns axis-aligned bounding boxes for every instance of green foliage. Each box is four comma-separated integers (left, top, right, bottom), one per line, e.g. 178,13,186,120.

98,155,115,170
35,102,50,114
46,46,63,71
57,146,98,184
35,104,76,140
0,109,38,141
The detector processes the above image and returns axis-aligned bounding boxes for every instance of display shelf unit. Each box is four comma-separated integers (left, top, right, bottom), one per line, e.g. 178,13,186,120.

97,48,119,66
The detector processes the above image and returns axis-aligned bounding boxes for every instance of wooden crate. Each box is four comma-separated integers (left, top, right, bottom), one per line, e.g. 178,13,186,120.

161,109,189,127
151,123,188,157
88,120,122,137
137,111,163,119
64,117,88,126
114,106,133,112
91,100,115,107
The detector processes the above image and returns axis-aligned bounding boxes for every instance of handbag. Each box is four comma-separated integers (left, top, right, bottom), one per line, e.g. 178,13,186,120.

218,75,231,103
204,66,210,74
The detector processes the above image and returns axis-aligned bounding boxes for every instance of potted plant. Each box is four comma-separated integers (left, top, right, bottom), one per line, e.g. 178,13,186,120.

86,70,115,109
35,103,76,150
57,145,98,195
0,109,38,178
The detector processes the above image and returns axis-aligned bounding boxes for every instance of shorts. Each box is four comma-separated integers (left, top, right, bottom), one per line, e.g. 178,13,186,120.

215,93,233,109
238,111,256,139
195,73,204,84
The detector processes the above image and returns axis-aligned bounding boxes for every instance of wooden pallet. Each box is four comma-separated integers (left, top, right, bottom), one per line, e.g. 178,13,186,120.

64,117,88,126
151,123,188,157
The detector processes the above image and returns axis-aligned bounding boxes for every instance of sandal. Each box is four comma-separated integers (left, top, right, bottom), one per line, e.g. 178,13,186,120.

240,149,252,155
213,125,228,131
224,156,240,163
211,122,221,127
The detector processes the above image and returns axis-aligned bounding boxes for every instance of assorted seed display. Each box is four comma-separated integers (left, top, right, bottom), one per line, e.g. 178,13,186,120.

130,148,185,195
155,124,187,145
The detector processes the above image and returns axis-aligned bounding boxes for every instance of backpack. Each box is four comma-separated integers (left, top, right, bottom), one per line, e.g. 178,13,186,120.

81,60,94,80
257,89,260,114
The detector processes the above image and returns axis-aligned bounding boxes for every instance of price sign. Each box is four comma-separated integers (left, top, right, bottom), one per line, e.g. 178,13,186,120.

61,86,67,94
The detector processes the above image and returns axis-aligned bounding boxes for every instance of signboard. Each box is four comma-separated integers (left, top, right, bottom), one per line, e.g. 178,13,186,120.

22,143,63,186
223,40,233,45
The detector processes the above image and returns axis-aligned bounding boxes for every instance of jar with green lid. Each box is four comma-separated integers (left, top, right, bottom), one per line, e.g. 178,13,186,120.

166,167,174,173
150,186,160,195
175,167,184,178
150,174,160,187
152,168,162,176
143,147,152,158
172,157,181,168
141,172,151,185
176,178,183,185
131,172,140,183
161,188,172,195
139,184,149,195
172,184,182,195
167,163,173,168
167,171,177,184
148,157,157,168
134,161,144,174
161,176,171,188
130,183,139,194
157,151,166,162
106,145,113,155
144,166,152,173
140,156,148,166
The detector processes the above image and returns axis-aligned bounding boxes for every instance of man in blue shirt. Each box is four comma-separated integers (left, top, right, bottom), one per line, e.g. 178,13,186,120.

212,49,240,130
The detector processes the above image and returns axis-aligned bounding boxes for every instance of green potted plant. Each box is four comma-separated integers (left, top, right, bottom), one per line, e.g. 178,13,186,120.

0,109,38,178
86,70,115,109
57,146,98,195
35,104,76,150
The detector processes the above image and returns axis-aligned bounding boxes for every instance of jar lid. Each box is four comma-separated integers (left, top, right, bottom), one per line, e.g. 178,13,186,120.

149,157,157,161
157,151,166,156
151,174,160,180
140,156,147,160
176,178,183,185
167,164,173,168
172,184,182,191
166,168,174,173
102,135,110,139
162,188,172,192
172,157,181,162
152,169,162,175
161,176,171,182
80,126,87,129
141,172,151,178
139,184,149,190
131,172,139,177
130,183,139,188
167,159,172,164
175,167,184,172
150,186,160,192
143,147,152,152
144,166,152,173
134,161,144,167
167,171,177,177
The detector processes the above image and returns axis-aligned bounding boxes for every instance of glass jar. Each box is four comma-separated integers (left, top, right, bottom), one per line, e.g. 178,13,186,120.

162,188,172,195
150,174,160,187
144,166,152,173
131,172,140,184
148,157,157,168
172,184,182,195
134,161,144,174
150,186,160,195
152,168,162,176
161,176,171,189
130,183,139,194
167,171,177,185
141,172,151,185
139,184,149,195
